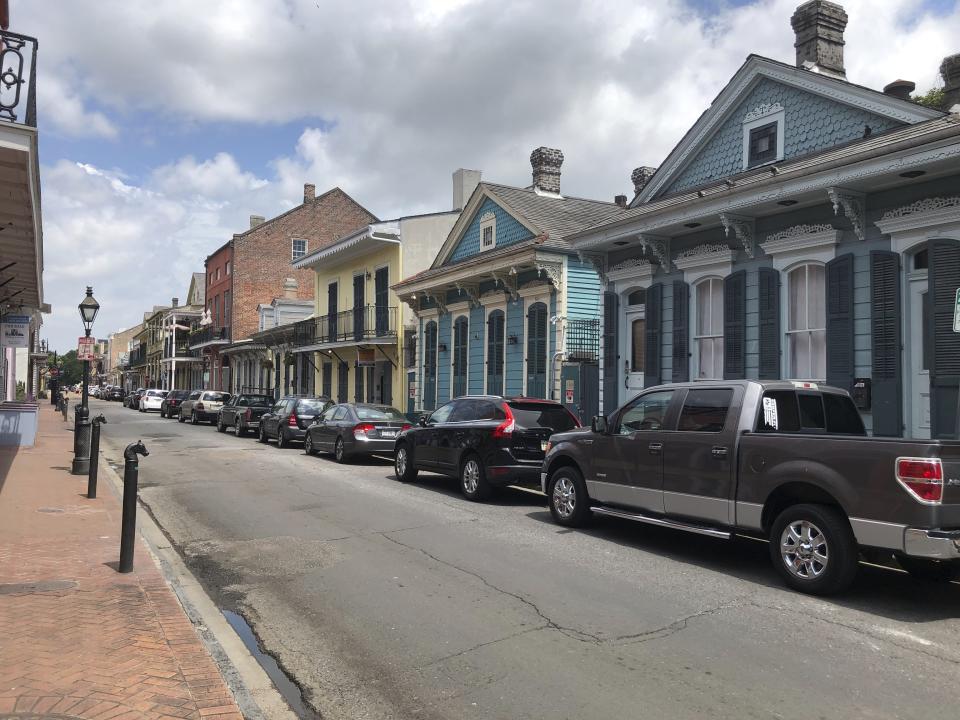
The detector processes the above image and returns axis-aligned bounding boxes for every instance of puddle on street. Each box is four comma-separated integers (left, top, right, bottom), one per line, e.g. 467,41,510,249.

221,609,321,719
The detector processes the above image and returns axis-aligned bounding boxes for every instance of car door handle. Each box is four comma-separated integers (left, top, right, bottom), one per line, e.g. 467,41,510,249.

648,442,663,455
712,446,728,459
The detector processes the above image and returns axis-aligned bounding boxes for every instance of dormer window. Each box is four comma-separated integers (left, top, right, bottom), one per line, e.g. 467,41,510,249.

479,212,496,251
742,103,784,170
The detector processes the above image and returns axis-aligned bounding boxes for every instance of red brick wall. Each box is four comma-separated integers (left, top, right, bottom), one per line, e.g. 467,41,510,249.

204,243,234,330
231,187,377,340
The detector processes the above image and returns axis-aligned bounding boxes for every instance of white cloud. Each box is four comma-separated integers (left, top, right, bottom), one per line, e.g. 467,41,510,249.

38,75,118,139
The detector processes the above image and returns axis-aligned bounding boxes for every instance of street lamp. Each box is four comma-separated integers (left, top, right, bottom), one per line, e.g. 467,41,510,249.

71,286,100,475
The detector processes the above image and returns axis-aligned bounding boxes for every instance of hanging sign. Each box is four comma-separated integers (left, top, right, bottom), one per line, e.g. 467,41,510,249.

357,348,375,367
0,315,29,348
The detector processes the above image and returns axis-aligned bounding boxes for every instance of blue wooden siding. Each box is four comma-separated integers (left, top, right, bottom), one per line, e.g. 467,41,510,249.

437,313,451,404
469,305,485,394
449,197,534,263
505,299,525,396
566,258,602,320
663,78,905,196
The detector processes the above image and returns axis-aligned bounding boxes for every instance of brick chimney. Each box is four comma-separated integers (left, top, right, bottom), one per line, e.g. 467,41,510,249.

303,183,315,204
791,1,848,79
283,277,298,299
883,80,915,101
171,297,179,308
941,53,960,111
631,166,656,195
249,214,265,229
530,147,563,195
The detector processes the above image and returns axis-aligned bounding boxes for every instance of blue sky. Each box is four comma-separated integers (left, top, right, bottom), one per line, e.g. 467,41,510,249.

17,0,960,350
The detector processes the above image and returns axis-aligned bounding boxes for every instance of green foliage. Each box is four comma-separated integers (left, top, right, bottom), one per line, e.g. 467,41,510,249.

55,350,84,385
912,86,946,110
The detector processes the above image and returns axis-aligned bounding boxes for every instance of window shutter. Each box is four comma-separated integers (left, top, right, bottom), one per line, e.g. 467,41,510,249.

826,254,855,392
928,239,960,439
757,267,780,379
672,281,689,382
723,270,746,379
870,251,902,437
644,283,662,388
602,292,620,411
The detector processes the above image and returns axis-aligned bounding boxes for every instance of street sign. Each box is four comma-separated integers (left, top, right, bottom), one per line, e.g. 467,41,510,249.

954,288,960,333
0,315,29,348
48,367,59,378
77,336,96,361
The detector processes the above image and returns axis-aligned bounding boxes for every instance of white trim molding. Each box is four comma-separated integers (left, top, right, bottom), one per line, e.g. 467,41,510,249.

742,105,785,170
637,234,672,271
827,186,866,241
875,196,960,237
720,213,756,258
479,211,497,252
607,258,654,294
761,224,840,270
674,243,736,286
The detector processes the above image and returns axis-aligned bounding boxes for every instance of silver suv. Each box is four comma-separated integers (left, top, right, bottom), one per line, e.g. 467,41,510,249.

178,390,231,425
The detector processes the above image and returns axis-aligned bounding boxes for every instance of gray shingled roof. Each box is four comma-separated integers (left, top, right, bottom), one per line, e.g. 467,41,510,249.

483,183,627,247
191,272,206,306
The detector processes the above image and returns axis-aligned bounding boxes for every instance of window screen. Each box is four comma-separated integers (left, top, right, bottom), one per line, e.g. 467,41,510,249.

678,388,732,433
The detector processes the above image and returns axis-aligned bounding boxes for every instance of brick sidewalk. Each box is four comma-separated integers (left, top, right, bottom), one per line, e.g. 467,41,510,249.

0,403,245,720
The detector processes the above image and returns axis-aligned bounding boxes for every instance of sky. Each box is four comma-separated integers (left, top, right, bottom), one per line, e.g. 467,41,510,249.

19,0,960,351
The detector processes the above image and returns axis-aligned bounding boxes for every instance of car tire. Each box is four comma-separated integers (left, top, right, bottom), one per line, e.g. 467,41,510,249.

394,443,418,482
235,420,245,437
305,433,316,456
459,454,491,502
769,503,858,596
277,429,288,449
548,466,591,527
216,416,226,433
191,411,198,425
160,407,166,419
258,425,268,444
334,437,349,464
178,410,185,423
895,555,960,583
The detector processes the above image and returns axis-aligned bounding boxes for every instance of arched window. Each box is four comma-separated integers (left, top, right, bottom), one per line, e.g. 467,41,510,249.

786,263,826,379
423,321,438,410
526,302,548,398
694,278,724,379
627,288,646,306
452,316,469,398
486,310,505,396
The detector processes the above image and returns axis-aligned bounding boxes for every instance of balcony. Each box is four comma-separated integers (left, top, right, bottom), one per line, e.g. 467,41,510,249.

0,30,37,128
293,306,397,348
189,325,231,350
163,337,200,360
128,346,147,368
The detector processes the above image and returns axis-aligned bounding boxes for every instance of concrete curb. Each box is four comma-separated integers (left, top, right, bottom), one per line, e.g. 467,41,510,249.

97,451,297,720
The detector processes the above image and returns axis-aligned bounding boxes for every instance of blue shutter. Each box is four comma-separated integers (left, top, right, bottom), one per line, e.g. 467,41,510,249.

928,239,960,439
644,284,662,388
757,267,780,380
672,281,689,382
602,292,619,412
870,251,902,437
724,270,746,380
826,254,855,392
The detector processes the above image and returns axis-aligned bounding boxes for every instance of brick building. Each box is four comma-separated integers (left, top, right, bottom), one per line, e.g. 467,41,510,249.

191,183,377,390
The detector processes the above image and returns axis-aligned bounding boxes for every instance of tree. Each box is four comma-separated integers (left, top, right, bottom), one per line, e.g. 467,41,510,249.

58,350,84,385
912,86,946,110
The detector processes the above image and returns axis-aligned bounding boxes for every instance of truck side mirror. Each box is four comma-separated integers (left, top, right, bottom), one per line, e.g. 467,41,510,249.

418,415,429,427
591,415,608,434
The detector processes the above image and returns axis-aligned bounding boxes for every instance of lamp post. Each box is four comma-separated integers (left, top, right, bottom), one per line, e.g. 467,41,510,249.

71,286,100,475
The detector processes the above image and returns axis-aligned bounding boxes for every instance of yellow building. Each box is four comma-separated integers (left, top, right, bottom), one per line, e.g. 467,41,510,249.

292,211,458,412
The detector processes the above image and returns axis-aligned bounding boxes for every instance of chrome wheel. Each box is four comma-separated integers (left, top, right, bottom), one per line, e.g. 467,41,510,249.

335,438,344,462
780,520,829,580
396,447,407,476
462,459,480,495
552,476,577,520
305,434,314,455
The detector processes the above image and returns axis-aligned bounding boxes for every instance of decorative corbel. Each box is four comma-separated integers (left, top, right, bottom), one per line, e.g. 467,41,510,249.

719,213,756,259
576,251,608,282
826,187,866,241
637,234,672,271
401,295,420,314
424,291,447,315
535,261,563,292
454,282,480,308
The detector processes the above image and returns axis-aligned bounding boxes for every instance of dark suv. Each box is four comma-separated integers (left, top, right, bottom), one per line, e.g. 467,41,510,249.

393,396,580,501
160,389,191,418
259,395,333,448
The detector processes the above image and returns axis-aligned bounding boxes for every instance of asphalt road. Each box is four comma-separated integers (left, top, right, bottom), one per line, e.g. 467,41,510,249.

93,398,960,720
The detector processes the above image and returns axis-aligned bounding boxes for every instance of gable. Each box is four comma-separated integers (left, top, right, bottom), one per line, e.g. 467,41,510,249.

447,196,534,265
660,77,906,197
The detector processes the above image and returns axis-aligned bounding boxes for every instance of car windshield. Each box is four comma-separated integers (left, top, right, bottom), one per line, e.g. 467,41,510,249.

507,402,579,432
356,406,407,421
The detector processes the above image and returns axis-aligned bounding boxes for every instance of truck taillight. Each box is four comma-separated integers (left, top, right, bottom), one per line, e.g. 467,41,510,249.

492,403,515,439
244,408,252,420
353,423,375,437
896,457,943,504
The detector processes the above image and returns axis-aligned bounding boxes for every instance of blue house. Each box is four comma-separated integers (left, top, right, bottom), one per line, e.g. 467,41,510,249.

567,0,960,439
393,149,626,419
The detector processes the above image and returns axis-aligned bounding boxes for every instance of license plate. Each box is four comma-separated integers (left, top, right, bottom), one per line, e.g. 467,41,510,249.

541,440,548,451
381,430,397,438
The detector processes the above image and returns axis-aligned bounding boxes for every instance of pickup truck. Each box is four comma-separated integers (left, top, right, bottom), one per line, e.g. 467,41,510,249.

541,380,960,595
217,393,274,436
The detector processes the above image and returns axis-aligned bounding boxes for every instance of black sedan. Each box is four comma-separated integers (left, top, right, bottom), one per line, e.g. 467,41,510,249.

258,395,333,448
393,396,580,501
305,404,411,462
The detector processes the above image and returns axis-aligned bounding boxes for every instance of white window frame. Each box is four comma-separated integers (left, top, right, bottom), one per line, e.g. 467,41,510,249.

518,282,552,397
419,310,440,412
783,261,827,382
742,106,785,170
481,292,508,395
676,246,734,382
692,277,725,380
450,311,470,399
292,238,308,262
479,212,496,252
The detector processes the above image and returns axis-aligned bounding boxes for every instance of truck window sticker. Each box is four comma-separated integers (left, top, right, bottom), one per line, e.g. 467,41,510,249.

762,397,779,430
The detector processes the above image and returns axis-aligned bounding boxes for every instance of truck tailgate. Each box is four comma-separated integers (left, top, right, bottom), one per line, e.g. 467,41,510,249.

936,442,960,506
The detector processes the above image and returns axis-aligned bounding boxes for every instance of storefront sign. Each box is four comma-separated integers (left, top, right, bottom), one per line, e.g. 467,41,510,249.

0,315,29,348
357,348,375,367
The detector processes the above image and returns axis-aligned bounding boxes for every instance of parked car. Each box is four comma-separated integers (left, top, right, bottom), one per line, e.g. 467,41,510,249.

160,389,191,418
393,396,580,501
106,386,123,401
178,390,231,424
541,380,960,595
217,393,274,436
258,395,333,448
126,388,145,409
305,403,411,462
139,389,168,412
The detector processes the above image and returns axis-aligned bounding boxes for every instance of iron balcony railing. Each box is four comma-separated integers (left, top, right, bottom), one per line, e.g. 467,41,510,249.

294,305,397,346
127,345,147,368
188,325,231,349
0,30,38,127
163,337,198,358
566,319,600,362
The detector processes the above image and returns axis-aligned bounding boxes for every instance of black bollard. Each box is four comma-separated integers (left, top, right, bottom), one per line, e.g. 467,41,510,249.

87,414,107,499
118,440,149,573
60,396,69,422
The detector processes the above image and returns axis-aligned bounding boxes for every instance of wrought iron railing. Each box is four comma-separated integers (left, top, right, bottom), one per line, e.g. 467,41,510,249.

127,345,147,368
163,338,198,358
566,319,600,362
293,306,397,346
0,30,38,127
188,325,231,348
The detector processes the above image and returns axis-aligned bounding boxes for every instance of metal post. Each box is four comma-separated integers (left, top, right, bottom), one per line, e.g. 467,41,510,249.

118,440,149,573
87,414,107,499
60,394,68,421
71,352,92,475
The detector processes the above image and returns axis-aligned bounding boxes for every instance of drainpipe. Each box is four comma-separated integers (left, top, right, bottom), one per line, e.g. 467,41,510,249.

550,315,567,402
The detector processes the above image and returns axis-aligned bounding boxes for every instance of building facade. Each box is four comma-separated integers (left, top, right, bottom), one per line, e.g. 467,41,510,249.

160,273,206,391
568,0,960,440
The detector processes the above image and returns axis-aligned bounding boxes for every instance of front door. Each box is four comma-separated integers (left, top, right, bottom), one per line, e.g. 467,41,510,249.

526,302,548,398
907,261,931,439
